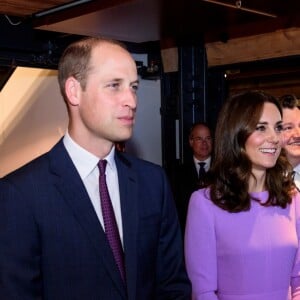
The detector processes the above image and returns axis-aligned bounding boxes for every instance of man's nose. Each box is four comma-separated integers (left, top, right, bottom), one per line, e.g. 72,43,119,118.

294,126,300,136
124,88,137,110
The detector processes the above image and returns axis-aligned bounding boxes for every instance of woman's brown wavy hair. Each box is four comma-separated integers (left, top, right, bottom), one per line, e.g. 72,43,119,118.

209,90,295,212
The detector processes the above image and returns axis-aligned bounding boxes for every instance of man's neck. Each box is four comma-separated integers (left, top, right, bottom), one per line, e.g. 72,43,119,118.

194,155,210,162
288,157,300,168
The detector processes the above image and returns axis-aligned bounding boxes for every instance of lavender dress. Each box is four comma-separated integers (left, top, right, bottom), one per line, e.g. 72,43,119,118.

185,189,300,300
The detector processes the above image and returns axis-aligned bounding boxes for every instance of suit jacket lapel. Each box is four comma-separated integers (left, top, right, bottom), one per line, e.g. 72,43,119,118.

116,153,138,300
48,141,127,299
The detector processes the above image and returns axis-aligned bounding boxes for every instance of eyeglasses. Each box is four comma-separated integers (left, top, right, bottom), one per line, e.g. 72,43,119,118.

191,136,212,142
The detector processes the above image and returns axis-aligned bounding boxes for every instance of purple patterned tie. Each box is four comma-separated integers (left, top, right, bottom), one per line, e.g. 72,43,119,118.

98,160,126,282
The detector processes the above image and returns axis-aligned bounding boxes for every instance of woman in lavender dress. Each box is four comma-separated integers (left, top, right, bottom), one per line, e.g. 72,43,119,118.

185,91,300,300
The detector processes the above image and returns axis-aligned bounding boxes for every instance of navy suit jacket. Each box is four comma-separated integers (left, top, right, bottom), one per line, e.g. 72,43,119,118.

0,140,191,300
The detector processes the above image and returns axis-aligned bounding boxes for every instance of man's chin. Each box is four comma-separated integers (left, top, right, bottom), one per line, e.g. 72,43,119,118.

116,132,132,142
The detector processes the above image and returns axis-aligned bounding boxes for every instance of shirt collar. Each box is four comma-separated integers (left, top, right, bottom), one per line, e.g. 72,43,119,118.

194,156,211,165
294,164,300,175
63,132,116,179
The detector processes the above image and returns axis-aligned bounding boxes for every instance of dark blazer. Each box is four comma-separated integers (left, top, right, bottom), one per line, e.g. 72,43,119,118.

171,157,211,234
0,140,191,300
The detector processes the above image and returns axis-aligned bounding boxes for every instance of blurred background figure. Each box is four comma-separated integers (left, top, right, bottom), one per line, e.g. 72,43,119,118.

279,94,300,190
189,122,213,187
171,122,213,234
185,90,300,300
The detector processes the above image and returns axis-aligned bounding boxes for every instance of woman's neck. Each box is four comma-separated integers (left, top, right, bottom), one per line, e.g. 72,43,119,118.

248,171,266,193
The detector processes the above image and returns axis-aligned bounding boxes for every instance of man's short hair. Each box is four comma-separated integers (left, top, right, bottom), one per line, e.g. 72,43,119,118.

189,122,211,138
279,94,300,110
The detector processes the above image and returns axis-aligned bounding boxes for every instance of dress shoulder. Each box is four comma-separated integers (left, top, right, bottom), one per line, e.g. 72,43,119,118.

189,188,214,210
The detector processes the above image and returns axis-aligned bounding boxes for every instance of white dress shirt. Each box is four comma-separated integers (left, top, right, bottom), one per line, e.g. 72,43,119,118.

294,164,300,191
194,156,211,174
63,132,123,244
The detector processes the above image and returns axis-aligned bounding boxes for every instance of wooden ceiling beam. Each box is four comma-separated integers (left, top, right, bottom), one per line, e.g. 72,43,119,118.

0,0,73,16
206,27,300,67
204,13,300,43
32,0,134,27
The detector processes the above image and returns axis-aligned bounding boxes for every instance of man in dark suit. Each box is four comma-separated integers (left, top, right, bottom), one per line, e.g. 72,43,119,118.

0,37,191,299
172,122,213,233
279,94,300,190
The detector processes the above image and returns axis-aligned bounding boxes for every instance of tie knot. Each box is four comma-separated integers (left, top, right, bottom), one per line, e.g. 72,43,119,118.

198,162,206,168
98,159,107,175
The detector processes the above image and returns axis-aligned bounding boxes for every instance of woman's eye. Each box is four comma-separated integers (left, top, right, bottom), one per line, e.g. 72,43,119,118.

276,124,283,132
256,125,265,131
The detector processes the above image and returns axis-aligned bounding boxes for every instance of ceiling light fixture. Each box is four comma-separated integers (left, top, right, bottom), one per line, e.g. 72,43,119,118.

201,0,277,18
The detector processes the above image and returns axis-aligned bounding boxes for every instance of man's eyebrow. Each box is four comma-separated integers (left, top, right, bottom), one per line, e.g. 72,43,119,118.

109,78,122,82
107,78,139,84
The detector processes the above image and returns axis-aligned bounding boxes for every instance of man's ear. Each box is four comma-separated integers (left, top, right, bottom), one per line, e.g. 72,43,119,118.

65,77,81,106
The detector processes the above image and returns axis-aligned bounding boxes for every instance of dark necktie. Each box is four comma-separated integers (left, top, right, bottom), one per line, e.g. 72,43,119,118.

198,162,206,180
98,160,126,282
